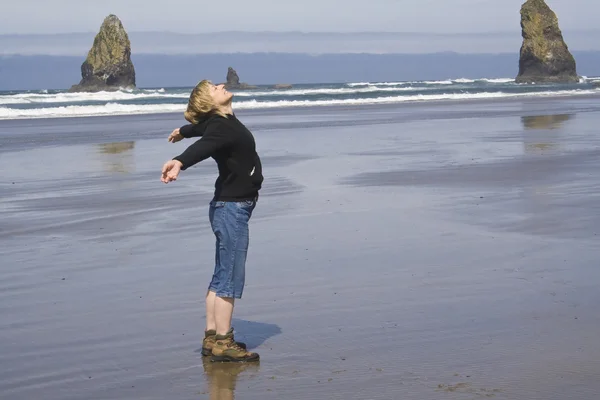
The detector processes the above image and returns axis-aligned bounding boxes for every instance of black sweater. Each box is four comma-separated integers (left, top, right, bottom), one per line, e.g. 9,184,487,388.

173,113,263,201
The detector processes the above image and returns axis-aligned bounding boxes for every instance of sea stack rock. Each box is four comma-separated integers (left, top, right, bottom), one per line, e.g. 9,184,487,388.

223,67,257,90
226,67,241,87
69,15,136,92
515,0,578,83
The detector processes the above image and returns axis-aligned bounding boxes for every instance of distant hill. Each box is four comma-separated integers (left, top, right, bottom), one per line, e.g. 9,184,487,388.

3,30,600,56
2,52,600,91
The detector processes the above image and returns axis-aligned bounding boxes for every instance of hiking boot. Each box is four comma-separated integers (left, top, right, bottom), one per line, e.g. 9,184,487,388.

202,329,247,357
210,329,259,363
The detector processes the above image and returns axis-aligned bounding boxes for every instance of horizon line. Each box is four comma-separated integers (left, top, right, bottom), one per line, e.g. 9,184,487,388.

3,50,600,57
2,28,599,37
0,29,572,36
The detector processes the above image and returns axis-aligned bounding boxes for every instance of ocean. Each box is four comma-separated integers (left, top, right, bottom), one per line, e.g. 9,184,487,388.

1,76,600,120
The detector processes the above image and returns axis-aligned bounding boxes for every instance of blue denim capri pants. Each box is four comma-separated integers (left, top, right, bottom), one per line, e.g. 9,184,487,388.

208,199,256,299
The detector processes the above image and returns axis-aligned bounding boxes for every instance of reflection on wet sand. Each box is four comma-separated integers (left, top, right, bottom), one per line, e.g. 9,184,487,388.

97,141,136,173
519,114,570,232
521,114,572,130
202,358,260,400
521,114,572,155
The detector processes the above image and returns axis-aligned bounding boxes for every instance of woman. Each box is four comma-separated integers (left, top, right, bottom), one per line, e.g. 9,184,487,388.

161,80,263,363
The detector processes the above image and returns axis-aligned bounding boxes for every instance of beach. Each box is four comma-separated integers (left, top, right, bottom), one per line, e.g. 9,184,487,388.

1,96,599,399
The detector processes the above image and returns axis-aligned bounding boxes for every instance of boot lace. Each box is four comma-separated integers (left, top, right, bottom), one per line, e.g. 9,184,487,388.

228,339,245,352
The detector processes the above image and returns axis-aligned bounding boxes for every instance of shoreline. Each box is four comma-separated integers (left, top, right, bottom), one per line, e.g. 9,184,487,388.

2,94,600,154
0,90,600,128
1,90,600,123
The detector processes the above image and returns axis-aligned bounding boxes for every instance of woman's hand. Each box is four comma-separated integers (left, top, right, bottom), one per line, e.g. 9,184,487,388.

161,160,183,183
168,128,184,143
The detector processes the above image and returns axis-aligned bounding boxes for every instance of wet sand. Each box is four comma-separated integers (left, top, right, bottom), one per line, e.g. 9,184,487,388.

1,97,600,399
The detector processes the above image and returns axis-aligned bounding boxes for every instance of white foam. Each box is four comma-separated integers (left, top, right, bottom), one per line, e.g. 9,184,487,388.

0,84,469,105
347,77,515,87
143,88,166,93
480,78,515,83
233,89,599,109
347,81,410,87
346,82,371,87
1,86,423,104
423,80,454,85
233,86,420,97
452,78,473,83
424,78,515,84
0,78,524,106
1,89,598,120
0,90,187,105
0,103,185,119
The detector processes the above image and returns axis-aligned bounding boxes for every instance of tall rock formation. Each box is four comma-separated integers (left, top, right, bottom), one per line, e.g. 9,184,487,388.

223,67,257,90
226,67,241,87
69,15,136,92
515,0,578,83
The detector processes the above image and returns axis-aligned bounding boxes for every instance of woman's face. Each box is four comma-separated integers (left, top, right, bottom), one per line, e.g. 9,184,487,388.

210,83,233,106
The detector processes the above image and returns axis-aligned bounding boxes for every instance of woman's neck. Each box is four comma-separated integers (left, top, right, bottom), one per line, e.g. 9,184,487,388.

218,104,233,116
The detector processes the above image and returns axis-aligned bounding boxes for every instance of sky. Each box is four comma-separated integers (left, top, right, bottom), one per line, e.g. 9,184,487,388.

0,0,597,34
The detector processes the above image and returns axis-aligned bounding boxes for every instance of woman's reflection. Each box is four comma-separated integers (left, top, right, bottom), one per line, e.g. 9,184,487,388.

201,357,260,400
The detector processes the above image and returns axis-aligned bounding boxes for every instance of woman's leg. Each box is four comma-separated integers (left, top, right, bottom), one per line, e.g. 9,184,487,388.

209,200,258,361
214,200,253,335
207,202,220,333
205,290,217,332
215,296,235,335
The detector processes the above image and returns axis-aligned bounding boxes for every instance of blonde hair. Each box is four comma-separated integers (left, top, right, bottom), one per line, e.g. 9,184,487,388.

184,79,228,124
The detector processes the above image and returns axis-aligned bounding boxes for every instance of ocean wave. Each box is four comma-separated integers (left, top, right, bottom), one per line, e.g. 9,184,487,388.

0,85,428,104
2,82,521,105
1,89,598,120
0,90,186,105
347,77,515,87
347,81,412,87
0,103,185,119
234,89,599,108
481,78,515,83
233,86,421,97
423,80,454,85
582,76,600,83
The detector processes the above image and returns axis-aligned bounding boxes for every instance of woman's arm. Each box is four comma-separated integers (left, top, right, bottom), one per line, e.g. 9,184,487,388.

172,124,233,170
179,124,205,138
